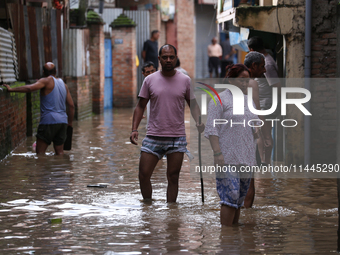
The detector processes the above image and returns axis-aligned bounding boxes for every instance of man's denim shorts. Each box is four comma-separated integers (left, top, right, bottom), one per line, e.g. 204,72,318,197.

141,135,188,159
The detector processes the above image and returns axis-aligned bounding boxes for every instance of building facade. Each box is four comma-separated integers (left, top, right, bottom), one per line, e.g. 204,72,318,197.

217,0,338,165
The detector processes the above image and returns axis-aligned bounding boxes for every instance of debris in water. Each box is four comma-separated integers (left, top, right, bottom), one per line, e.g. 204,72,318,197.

87,184,108,188
48,218,62,224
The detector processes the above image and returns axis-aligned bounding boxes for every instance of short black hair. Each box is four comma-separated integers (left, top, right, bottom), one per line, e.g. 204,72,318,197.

43,66,56,77
175,58,180,67
151,30,159,37
158,44,177,56
142,61,155,72
247,36,265,51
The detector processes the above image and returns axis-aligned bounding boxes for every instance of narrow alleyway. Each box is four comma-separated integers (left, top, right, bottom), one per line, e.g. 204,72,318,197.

0,108,337,254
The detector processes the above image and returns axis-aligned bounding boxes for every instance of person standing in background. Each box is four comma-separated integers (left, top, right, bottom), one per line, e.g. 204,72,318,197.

142,61,156,77
220,34,235,78
142,30,160,70
207,37,222,78
243,51,270,208
141,61,156,125
175,59,189,77
247,36,281,165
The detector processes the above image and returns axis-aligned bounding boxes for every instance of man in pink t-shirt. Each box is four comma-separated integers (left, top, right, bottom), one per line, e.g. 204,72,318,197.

130,44,204,203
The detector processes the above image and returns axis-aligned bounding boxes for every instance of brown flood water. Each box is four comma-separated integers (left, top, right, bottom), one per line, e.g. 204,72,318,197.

0,108,338,254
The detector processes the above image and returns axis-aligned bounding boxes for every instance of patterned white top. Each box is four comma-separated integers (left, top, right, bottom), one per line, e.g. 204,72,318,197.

204,89,259,166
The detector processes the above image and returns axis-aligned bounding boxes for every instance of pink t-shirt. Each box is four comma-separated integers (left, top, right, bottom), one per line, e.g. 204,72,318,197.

139,70,195,137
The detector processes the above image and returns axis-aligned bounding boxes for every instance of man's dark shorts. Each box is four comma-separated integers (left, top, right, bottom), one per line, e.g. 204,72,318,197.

36,124,68,146
208,56,220,73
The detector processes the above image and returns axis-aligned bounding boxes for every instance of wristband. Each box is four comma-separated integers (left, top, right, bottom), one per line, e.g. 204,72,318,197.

132,130,138,132
213,152,222,157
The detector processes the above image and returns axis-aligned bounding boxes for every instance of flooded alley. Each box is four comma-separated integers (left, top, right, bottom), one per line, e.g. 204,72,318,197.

0,108,338,254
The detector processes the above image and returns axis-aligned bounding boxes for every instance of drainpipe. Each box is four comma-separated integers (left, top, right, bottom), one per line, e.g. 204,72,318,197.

283,35,286,162
336,3,340,253
304,0,312,166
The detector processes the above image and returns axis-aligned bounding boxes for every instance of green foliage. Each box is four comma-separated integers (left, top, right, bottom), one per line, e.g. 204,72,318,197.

86,10,103,24
110,14,136,28
10,82,26,100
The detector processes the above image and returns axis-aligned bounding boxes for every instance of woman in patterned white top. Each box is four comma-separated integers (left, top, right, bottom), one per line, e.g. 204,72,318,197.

204,64,260,226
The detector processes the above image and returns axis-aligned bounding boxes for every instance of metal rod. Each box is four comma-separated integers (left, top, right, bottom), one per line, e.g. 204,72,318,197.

336,4,340,252
198,115,204,203
304,0,312,166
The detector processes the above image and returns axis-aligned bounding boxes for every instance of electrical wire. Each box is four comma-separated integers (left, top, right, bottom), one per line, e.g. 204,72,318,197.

208,7,217,37
275,2,283,53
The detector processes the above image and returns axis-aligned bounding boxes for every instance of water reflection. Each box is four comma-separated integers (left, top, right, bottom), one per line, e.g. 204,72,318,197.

0,108,338,254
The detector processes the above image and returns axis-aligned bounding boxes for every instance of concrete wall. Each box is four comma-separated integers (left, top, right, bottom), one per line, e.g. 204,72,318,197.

279,0,338,164
0,83,27,160
195,3,217,78
310,0,337,164
234,0,338,164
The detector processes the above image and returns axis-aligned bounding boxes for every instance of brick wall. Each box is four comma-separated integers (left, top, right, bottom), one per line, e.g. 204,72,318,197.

160,21,167,49
26,89,40,136
65,76,92,120
89,23,105,114
150,9,161,35
0,83,27,160
311,1,336,78
166,20,177,49
310,0,337,163
111,26,137,108
176,0,195,78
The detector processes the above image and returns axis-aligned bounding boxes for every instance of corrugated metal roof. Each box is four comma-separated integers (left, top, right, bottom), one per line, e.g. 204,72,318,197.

94,8,123,36
63,28,87,77
124,10,150,92
0,27,18,84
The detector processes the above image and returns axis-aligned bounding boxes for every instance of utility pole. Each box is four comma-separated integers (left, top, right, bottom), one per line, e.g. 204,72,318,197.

47,0,52,9
336,3,340,252
78,0,89,26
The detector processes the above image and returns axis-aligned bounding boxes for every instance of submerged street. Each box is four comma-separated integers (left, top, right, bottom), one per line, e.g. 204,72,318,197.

0,108,338,254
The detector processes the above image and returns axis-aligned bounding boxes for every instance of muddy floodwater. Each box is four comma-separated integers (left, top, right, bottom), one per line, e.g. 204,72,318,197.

0,108,338,254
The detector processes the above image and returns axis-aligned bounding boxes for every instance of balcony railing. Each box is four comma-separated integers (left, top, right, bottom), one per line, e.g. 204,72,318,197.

220,0,277,12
